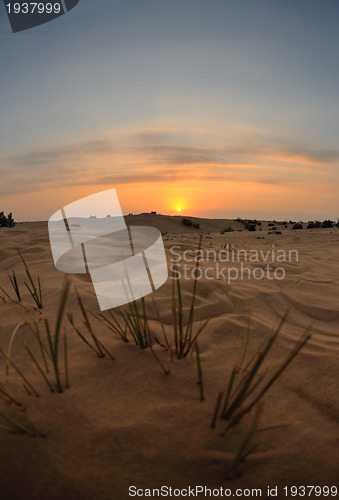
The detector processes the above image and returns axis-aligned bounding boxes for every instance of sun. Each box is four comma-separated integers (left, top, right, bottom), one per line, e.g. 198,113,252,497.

177,207,182,212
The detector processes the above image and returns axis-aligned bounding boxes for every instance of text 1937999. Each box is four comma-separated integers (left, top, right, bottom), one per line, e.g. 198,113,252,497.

6,2,62,14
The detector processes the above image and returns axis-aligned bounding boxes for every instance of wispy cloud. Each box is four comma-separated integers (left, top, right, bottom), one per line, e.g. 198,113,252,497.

1,128,338,196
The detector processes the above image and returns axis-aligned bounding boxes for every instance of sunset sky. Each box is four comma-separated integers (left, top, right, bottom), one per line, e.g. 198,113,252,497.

1,0,338,221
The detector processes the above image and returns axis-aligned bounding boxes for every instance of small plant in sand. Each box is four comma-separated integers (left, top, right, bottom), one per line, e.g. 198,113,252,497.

208,316,311,478
210,314,311,434
0,405,43,437
92,296,169,375
0,270,22,305
225,402,263,479
169,236,209,359
68,291,115,360
0,250,43,310
0,375,44,436
93,251,207,373
221,226,234,234
112,297,152,349
0,377,43,436
18,250,43,309
1,281,71,395
170,267,209,359
292,223,303,230
92,309,129,344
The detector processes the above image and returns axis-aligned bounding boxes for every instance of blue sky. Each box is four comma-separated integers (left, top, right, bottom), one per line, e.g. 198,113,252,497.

1,0,338,220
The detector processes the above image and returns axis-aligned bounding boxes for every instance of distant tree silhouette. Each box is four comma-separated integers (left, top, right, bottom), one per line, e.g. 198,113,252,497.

321,219,334,228
0,211,15,227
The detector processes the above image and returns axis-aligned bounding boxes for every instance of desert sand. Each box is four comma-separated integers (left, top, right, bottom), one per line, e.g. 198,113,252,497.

0,214,338,500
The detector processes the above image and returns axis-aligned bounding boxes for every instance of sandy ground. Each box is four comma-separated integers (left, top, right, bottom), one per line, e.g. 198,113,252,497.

0,215,338,500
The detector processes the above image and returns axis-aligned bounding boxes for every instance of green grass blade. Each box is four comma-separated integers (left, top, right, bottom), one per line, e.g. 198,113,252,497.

6,321,26,376
245,330,312,413
0,410,36,436
149,347,170,376
195,343,204,401
24,342,55,393
211,391,223,428
226,402,263,476
223,313,288,419
220,366,238,417
0,347,39,397
64,333,69,389
8,270,21,301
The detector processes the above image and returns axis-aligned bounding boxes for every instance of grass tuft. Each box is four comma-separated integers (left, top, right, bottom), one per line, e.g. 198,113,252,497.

104,297,152,349
17,249,43,308
0,346,40,397
171,236,209,358
0,409,43,437
68,290,115,360
93,309,129,343
95,296,171,374
0,384,22,408
122,297,152,349
42,280,71,392
8,270,21,302
225,402,263,479
13,280,72,394
211,314,311,433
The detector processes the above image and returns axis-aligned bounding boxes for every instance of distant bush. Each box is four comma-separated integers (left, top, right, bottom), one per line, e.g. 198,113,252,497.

307,220,321,229
246,223,256,232
321,219,334,228
151,211,157,215
182,218,199,229
182,217,193,227
221,226,234,234
235,218,261,228
271,226,278,231
268,223,275,227
292,223,303,230
236,218,247,225
0,211,15,227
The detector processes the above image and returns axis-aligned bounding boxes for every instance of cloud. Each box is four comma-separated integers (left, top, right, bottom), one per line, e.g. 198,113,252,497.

1,128,338,196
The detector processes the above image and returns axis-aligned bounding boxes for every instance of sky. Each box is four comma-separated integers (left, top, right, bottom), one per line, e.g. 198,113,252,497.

0,0,338,221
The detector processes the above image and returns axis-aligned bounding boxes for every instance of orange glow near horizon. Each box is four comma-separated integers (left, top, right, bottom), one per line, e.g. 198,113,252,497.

1,120,338,222
3,178,338,222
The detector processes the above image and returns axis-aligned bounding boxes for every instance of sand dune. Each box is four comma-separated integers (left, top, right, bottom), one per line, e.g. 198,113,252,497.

0,215,338,499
